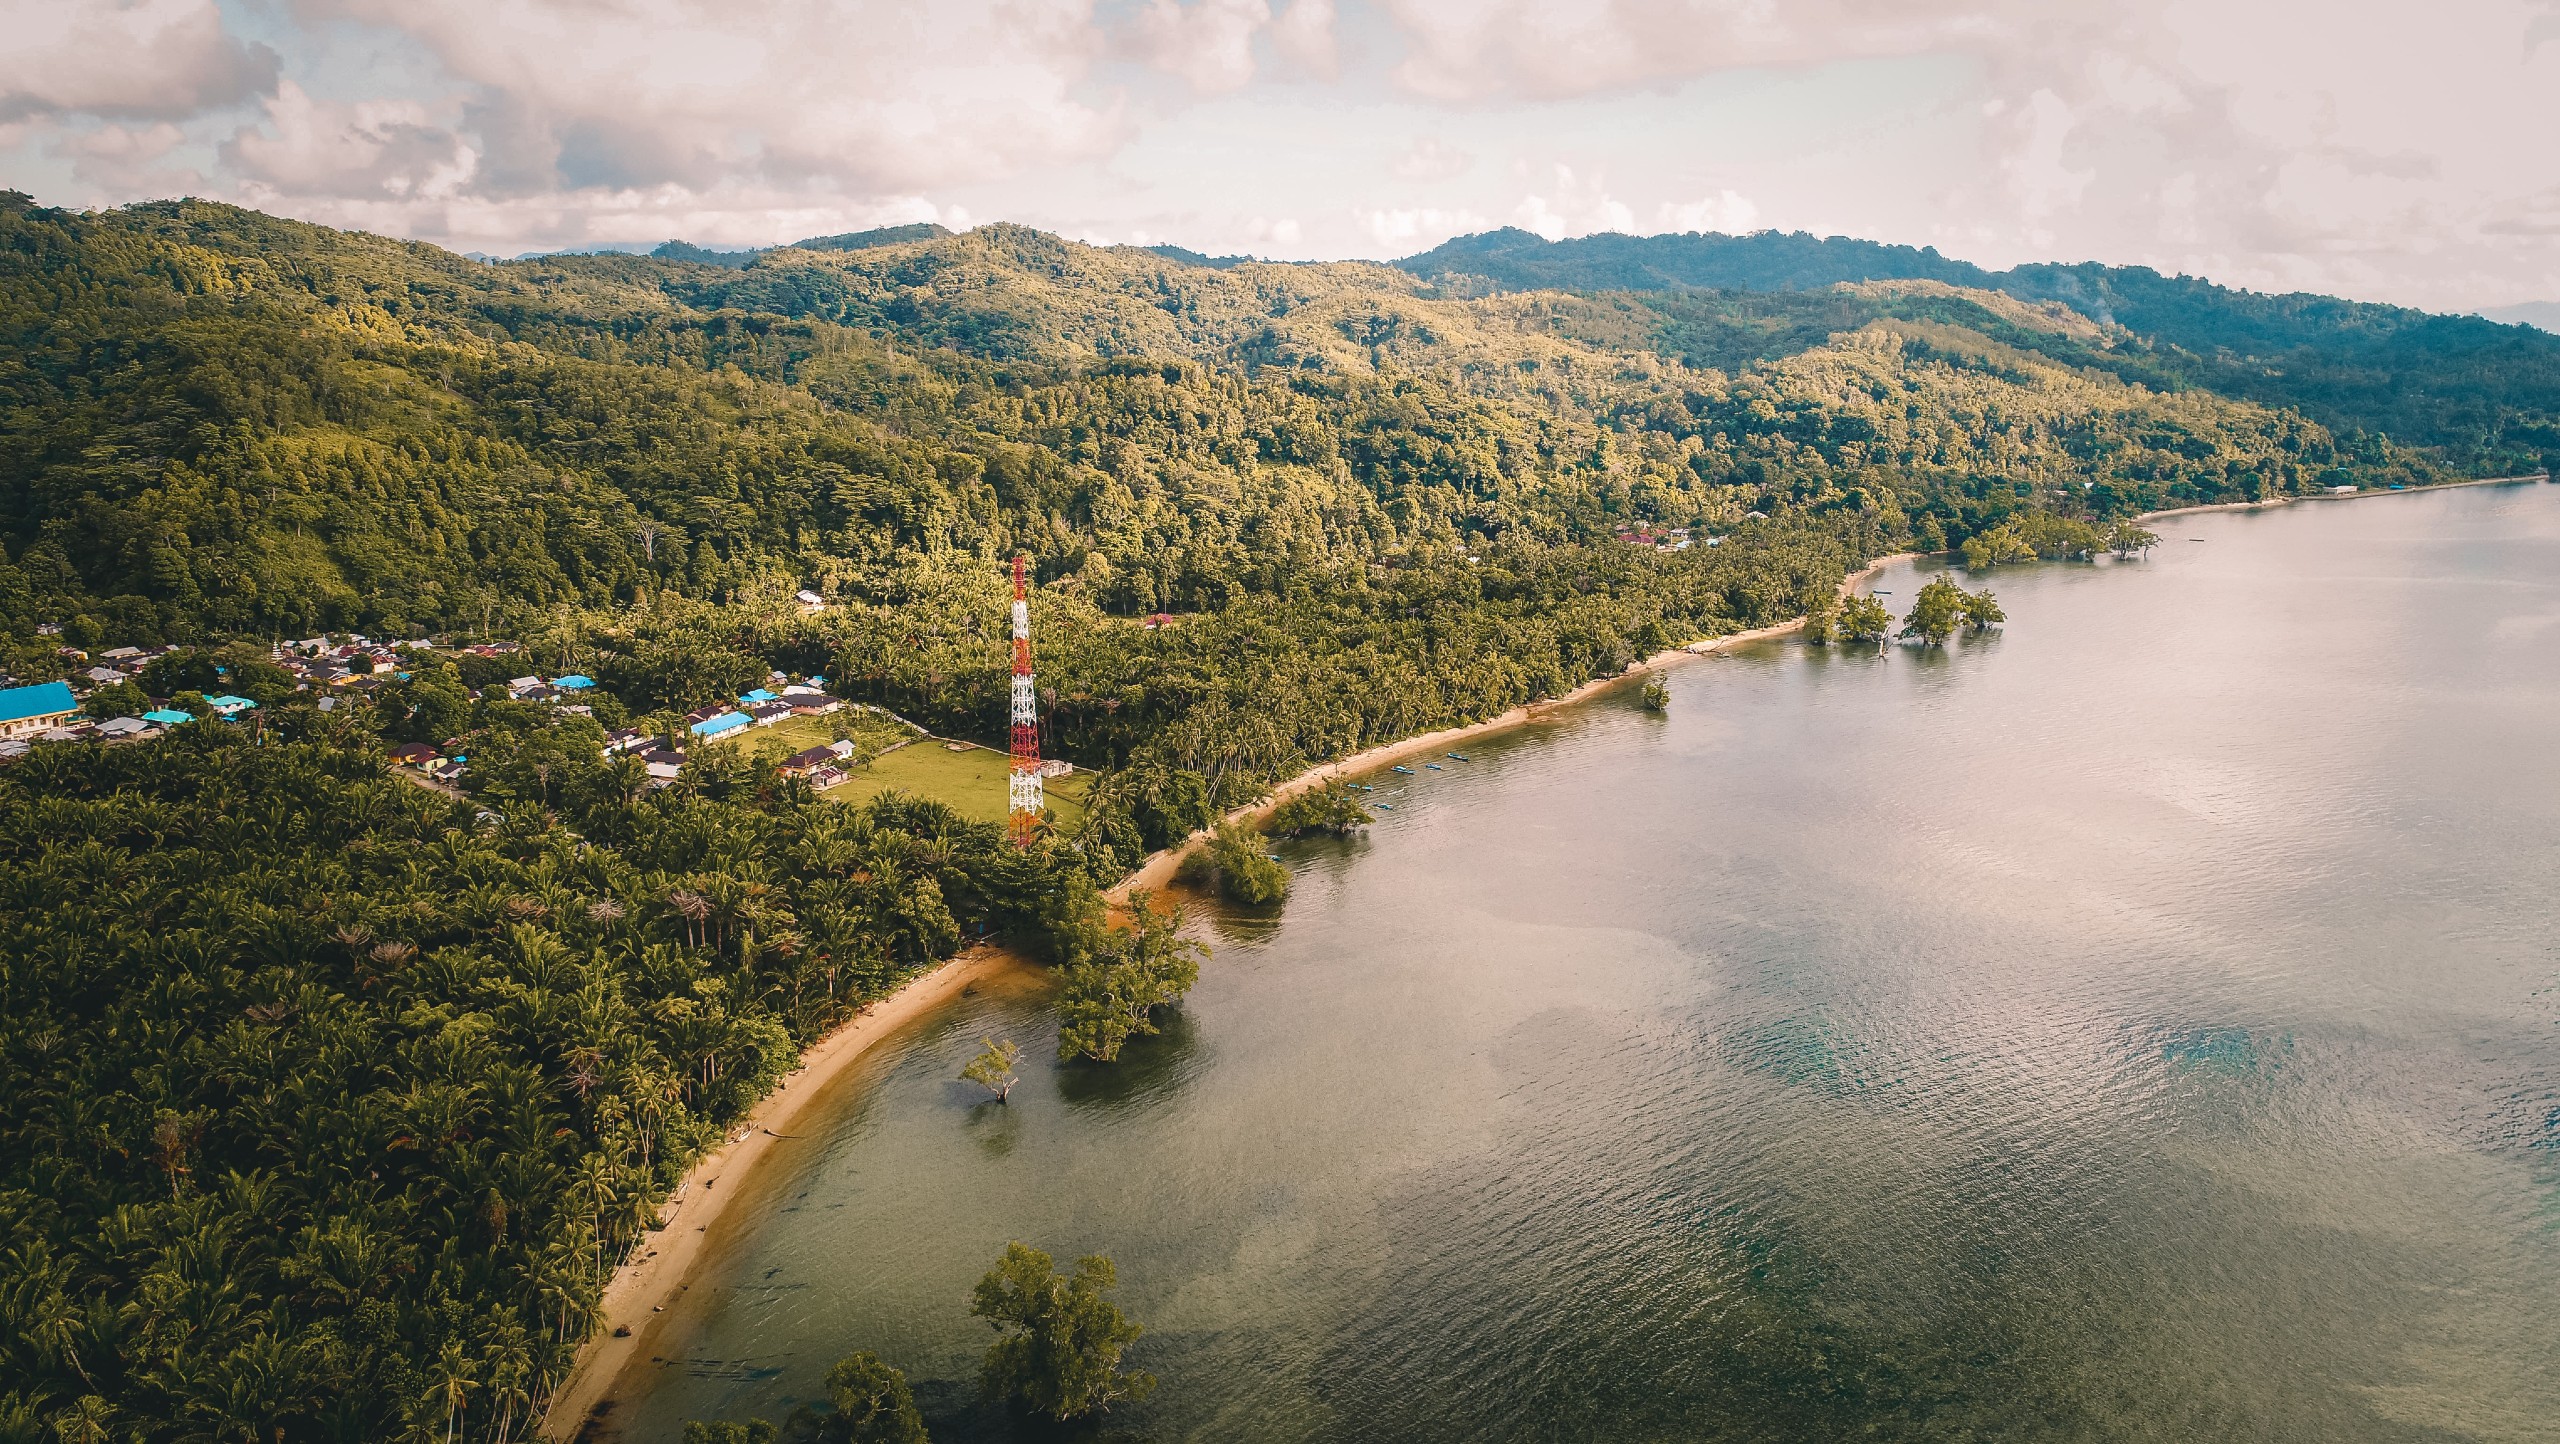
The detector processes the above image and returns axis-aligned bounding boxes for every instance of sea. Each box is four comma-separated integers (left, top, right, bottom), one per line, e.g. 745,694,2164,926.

603,481,2560,1443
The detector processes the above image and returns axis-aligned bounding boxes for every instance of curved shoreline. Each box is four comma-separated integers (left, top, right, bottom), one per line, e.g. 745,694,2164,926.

544,945,1033,1439
544,548,1926,1435
557,482,2545,1430
544,477,2548,1432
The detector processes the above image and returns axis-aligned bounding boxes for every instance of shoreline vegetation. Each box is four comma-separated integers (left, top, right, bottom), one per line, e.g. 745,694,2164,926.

549,475,2556,1435
544,550,1919,1439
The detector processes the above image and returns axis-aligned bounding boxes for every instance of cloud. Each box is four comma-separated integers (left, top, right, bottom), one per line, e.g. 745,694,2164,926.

1390,137,1472,181
1129,0,1273,93
1267,0,1340,75
304,0,1124,196
45,121,193,193
222,83,475,202
1657,189,1758,234
1373,0,2560,304
1514,164,1633,240
0,0,278,121
1360,204,1491,250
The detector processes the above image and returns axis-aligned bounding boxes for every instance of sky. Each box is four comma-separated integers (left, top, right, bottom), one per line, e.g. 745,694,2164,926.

4,0,2559,312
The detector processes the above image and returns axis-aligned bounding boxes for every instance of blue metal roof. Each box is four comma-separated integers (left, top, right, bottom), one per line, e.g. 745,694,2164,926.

690,711,750,735
553,674,595,689
740,688,779,703
142,709,193,725
0,681,77,724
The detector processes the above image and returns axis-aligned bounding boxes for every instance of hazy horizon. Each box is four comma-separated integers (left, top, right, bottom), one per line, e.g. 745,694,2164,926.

6,2,2557,315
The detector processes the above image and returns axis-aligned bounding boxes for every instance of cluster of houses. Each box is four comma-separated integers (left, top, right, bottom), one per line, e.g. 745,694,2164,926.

681,681,843,741
6,630,886,800
0,639,269,757
1612,526,1702,552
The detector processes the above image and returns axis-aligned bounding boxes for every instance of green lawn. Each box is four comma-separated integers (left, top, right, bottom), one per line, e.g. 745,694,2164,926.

821,739,1091,828
711,710,1088,827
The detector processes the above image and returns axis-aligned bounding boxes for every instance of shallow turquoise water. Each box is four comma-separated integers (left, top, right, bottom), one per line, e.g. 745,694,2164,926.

607,484,2560,1443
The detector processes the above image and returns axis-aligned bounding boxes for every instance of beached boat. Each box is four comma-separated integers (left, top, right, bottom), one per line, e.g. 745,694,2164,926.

1392,765,1416,775
1446,753,1471,761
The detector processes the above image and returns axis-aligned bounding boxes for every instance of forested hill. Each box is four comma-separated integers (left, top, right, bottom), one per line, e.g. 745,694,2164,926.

0,197,2524,1444
0,195,2410,656
1397,228,2560,475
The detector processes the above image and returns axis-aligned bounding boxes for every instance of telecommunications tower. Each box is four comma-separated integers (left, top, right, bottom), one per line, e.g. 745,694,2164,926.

1007,556,1042,848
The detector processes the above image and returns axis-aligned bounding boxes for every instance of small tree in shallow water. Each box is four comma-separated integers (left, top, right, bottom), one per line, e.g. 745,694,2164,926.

1836,593,1894,645
961,1037,1022,1103
1639,676,1670,711
1960,587,2006,634
1056,893,1205,1063
1899,575,1966,646
823,1351,929,1444
972,1243,1156,1422
1266,783,1371,836
1177,822,1289,905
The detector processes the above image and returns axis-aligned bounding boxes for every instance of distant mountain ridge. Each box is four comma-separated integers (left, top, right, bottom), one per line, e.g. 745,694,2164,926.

1397,228,2560,473
650,221,955,268
2481,301,2560,335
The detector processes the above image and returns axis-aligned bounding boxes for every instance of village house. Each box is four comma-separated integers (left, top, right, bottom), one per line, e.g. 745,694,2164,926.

0,681,79,740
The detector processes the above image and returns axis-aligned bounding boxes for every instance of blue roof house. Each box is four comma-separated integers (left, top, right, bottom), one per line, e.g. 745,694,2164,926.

740,688,779,704
203,694,257,719
0,681,79,739
553,675,596,690
142,709,194,727
690,710,750,740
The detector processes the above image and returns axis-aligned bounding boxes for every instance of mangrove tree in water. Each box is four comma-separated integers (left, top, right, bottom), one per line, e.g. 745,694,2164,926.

1055,894,1205,1062
971,1243,1156,1422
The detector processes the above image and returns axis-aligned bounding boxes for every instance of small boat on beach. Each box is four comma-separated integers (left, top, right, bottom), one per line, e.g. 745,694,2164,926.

1424,763,1442,771
1392,765,1416,775
1446,753,1471,761
1374,802,1395,810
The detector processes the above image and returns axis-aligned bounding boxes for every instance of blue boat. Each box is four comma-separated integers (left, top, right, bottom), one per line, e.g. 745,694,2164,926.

1374,802,1395,810
1392,765,1416,775
1446,753,1471,761
1424,763,1443,770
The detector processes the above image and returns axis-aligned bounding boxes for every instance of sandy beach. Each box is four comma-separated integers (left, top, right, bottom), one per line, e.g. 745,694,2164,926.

544,945,1032,1438
2136,471,2545,523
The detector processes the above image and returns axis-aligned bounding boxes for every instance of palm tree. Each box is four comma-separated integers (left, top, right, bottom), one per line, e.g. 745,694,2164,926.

426,1339,475,1444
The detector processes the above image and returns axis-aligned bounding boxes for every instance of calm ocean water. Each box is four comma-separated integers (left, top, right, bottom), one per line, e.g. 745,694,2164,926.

607,483,2560,1443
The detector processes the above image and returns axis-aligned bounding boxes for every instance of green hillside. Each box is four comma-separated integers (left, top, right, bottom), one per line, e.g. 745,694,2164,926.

0,195,2526,1444
0,196,2416,658
1397,228,2560,475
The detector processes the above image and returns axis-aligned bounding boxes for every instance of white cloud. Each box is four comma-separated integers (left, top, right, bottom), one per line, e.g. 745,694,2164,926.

222,82,475,202
1267,0,1340,75
3,0,2558,307
1391,136,1472,181
0,0,278,121
1657,188,1758,234
1359,204,1491,249
1129,0,1273,93
305,0,1124,196
1514,164,1633,240
1374,0,2560,305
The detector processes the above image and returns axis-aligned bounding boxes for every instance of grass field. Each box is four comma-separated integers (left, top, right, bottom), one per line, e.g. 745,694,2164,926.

823,740,1091,827
707,709,1088,827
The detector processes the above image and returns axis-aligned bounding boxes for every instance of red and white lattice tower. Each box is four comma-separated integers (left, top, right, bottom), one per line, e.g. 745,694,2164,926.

1006,555,1042,848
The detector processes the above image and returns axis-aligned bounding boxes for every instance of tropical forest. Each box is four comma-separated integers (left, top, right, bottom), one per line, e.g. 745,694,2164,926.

1,190,2553,1441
